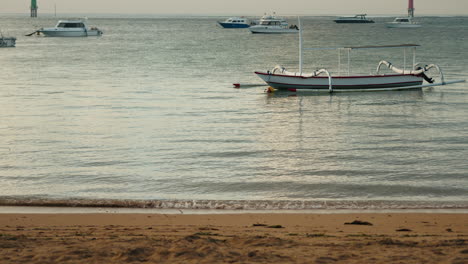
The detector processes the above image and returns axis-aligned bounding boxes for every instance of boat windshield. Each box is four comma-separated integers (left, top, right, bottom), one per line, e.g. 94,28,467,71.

260,21,282,25
57,22,85,28
226,18,246,23
395,18,410,22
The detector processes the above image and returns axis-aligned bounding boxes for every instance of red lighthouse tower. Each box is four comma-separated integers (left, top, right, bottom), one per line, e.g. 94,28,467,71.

408,0,415,18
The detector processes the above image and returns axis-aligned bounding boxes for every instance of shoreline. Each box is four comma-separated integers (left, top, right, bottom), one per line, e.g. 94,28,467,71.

1,198,467,211
1,205,468,214
1,211,467,263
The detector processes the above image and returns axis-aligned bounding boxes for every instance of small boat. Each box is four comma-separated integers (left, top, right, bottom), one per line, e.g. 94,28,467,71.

218,17,251,28
249,14,299,34
334,14,374,23
386,17,421,28
0,35,16,47
32,19,103,37
254,19,464,93
386,0,421,28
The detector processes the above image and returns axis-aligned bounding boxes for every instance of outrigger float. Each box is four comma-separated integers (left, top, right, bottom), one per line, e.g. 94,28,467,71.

252,19,465,93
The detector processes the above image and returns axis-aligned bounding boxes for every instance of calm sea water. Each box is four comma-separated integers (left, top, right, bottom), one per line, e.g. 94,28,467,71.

1,15,467,209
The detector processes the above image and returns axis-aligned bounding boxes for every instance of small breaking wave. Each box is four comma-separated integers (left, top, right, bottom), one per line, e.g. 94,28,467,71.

0,197,467,210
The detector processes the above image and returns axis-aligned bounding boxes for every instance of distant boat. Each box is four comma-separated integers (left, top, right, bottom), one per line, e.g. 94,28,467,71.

0,34,16,47
386,0,421,28
218,17,251,28
386,17,421,28
29,19,103,37
334,14,374,23
249,14,299,34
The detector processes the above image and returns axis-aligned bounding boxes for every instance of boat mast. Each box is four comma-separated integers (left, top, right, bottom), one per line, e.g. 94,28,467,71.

408,0,415,18
298,17,303,75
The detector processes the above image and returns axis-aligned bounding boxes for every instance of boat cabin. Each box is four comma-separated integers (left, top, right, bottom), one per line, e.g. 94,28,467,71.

353,14,368,20
394,18,411,23
226,18,247,23
260,20,284,26
258,15,287,26
55,21,86,28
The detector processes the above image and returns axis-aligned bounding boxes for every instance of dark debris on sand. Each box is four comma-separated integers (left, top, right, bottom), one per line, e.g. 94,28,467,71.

344,220,373,226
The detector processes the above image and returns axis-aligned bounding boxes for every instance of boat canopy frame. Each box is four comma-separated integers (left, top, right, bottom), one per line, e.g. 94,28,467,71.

249,18,465,92
298,17,419,76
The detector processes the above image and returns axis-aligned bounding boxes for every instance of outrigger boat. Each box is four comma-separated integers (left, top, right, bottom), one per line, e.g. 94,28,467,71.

254,19,465,93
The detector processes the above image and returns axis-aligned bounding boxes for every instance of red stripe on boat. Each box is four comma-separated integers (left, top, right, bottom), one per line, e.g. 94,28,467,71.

254,71,421,79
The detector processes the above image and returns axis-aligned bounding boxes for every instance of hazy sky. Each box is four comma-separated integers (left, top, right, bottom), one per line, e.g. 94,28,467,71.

2,0,468,16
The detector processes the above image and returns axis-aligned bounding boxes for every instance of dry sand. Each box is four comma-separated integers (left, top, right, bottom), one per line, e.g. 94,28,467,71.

0,211,467,263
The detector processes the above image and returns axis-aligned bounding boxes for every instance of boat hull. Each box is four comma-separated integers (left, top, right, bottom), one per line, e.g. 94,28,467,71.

249,27,298,34
218,22,250,28
0,37,16,47
334,20,374,23
255,72,424,92
386,23,421,28
39,28,103,37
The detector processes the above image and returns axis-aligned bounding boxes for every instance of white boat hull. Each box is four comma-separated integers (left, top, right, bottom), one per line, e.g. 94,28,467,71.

0,37,16,47
249,26,298,34
255,72,424,92
386,23,421,28
39,28,102,37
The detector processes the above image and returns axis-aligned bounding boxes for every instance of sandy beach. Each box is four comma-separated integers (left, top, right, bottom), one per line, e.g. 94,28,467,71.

0,210,467,263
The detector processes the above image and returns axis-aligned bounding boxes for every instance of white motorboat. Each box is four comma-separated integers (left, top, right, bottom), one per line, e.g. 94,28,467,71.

0,35,16,47
334,14,374,23
33,19,103,37
249,14,299,34
386,0,421,28
253,18,464,93
386,17,421,28
218,17,251,28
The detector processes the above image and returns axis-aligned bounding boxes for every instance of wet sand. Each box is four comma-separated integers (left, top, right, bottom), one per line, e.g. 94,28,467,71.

0,211,467,263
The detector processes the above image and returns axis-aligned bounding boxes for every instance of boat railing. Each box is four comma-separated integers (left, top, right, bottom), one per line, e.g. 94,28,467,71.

376,60,394,74
271,65,303,76
315,69,333,92
414,63,445,84
377,60,445,84
376,60,423,75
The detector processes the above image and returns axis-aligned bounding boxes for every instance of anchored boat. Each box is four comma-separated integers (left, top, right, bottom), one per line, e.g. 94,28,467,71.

28,19,103,37
218,17,251,28
386,17,421,28
249,14,299,34
334,14,374,23
254,19,465,93
386,0,421,28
